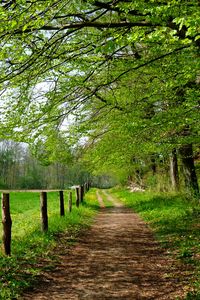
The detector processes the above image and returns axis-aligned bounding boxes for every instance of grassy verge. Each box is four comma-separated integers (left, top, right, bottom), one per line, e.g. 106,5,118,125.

0,189,99,299
110,187,200,299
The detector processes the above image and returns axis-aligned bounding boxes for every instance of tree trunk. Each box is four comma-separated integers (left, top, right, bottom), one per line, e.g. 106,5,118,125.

170,148,179,191
179,144,199,196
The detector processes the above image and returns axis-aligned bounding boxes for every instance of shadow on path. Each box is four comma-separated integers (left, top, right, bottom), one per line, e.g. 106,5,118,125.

23,191,189,299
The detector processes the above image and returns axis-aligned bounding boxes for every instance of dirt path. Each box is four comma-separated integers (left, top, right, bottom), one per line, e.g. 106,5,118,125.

102,190,123,207
96,190,105,208
22,191,189,300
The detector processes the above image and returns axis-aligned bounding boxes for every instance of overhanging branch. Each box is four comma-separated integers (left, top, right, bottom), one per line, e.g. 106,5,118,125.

14,21,157,34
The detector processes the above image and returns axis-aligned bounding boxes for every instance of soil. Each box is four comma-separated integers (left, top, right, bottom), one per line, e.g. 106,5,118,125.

22,191,191,300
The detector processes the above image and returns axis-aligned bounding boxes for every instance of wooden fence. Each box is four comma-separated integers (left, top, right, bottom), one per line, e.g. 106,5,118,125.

1,183,90,256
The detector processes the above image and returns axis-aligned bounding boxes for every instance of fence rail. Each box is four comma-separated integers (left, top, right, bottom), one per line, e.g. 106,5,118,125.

1,183,90,256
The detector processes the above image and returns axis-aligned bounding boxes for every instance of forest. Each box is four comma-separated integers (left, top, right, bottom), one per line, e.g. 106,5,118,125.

0,0,199,195
0,1,200,299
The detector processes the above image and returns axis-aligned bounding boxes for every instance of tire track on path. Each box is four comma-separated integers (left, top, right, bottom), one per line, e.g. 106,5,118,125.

96,190,105,208
102,190,123,207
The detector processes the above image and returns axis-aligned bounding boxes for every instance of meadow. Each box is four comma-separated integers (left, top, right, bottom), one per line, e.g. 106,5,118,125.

0,189,99,299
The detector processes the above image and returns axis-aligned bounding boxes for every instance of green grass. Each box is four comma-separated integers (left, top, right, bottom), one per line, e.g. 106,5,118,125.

2,187,199,299
0,189,99,299
110,187,200,299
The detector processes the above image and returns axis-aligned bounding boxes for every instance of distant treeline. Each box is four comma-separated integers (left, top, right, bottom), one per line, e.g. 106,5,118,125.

0,140,89,189
0,139,116,189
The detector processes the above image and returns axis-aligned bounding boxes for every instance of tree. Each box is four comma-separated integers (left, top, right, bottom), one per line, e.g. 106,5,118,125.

0,1,199,193
170,148,179,191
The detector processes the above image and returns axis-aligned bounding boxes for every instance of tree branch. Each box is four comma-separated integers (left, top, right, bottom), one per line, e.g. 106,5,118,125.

13,21,156,34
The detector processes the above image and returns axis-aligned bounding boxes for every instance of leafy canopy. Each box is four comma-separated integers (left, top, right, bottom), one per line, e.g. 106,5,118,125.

0,0,199,173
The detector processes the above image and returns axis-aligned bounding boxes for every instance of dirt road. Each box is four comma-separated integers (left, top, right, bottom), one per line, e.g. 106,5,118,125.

22,191,189,299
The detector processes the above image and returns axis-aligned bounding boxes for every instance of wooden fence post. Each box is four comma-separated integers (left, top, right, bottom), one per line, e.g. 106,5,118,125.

2,193,12,256
59,191,65,216
75,187,80,208
80,185,84,203
68,191,72,213
40,192,48,232
84,183,87,194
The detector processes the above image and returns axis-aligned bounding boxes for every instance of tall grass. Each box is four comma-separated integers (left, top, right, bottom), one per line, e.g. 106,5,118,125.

0,189,99,299
111,187,200,299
